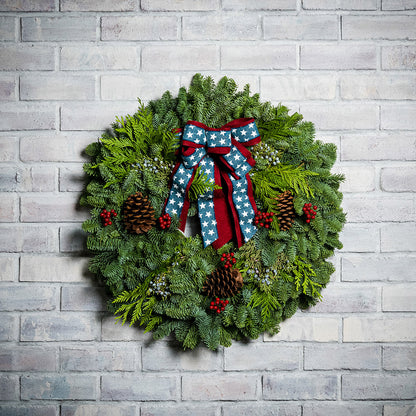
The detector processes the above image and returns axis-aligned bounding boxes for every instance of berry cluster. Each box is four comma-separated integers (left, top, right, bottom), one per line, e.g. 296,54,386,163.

254,211,274,228
100,209,117,226
209,298,229,314
148,274,170,298
158,213,171,230
247,267,278,286
221,252,236,268
303,203,318,224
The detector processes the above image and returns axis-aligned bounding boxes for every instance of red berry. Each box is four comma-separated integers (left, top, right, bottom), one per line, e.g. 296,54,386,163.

108,221,112,225
210,305,214,310
232,258,236,264
225,300,229,305
221,307,225,311
312,216,315,219
265,224,269,228
313,206,317,210
230,252,234,257
306,219,310,223
217,309,221,314
113,213,117,217
259,223,264,227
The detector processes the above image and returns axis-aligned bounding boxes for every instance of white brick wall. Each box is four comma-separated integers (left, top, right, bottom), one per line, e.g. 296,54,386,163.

0,1,415,414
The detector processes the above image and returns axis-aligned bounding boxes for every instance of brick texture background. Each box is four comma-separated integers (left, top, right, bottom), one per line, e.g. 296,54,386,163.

0,0,415,415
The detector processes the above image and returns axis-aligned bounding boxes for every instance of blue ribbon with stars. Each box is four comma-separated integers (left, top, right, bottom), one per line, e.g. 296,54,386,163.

165,118,261,249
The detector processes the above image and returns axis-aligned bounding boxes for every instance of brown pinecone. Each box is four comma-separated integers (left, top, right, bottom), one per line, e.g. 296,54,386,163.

276,190,295,231
123,192,156,234
203,267,243,298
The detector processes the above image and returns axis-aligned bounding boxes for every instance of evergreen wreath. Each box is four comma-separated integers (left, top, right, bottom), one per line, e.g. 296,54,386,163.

81,74,346,350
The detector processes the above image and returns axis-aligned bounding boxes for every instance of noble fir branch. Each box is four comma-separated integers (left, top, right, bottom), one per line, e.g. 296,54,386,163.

188,167,221,201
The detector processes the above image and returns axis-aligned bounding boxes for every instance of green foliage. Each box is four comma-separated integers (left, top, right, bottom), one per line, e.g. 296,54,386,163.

81,73,346,350
188,166,221,201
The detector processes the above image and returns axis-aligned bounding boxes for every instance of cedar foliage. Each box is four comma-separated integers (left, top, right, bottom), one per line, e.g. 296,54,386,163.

81,74,345,350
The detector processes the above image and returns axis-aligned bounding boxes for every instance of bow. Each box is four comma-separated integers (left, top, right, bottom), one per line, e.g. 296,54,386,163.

165,118,261,249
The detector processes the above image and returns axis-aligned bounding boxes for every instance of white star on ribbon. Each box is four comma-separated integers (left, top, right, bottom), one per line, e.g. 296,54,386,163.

234,154,241,160
241,129,247,136
236,196,243,202
178,201,183,207
179,178,185,184
220,131,226,136
242,211,249,217
179,167,185,174
245,227,251,234
210,133,216,140
219,138,226,145
249,123,254,129
236,182,242,188
171,208,178,214
211,220,216,226
202,221,208,227
200,203,206,209
251,131,257,137
206,212,212,218
187,131,193,138
197,130,203,136
176,192,181,198
209,202,214,208
208,229,214,236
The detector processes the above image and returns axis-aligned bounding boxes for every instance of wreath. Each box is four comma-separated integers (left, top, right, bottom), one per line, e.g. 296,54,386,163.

81,74,345,350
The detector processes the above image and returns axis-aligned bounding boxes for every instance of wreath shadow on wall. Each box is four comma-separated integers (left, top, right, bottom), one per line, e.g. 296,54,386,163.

80,74,346,351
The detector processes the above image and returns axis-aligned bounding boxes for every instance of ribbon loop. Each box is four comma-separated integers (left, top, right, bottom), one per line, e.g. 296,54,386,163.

165,118,261,249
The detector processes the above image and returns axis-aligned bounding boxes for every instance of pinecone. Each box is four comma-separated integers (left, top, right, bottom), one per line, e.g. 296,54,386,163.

203,267,243,298
276,190,295,231
123,192,156,234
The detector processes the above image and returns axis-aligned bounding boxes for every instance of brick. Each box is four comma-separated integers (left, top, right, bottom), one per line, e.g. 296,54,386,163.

21,194,88,222
21,75,95,101
342,255,416,281
143,45,218,71
222,0,296,9
264,374,337,400
344,316,416,342
343,16,416,40
383,0,416,9
341,133,416,161
335,165,375,193
383,284,416,311
20,133,94,162
22,166,56,192
0,257,17,281
0,46,54,71
383,346,416,370
61,0,136,11
299,104,378,130
101,316,153,342
21,375,97,400
0,0,55,11
182,374,258,400
59,225,87,252
0,104,55,131
0,406,57,416
20,256,90,282
60,345,136,371
261,75,336,101
142,0,218,10
310,286,377,313
303,403,381,416
183,15,258,41
0,375,19,401
61,103,138,131
101,75,180,101
303,0,377,9
0,137,18,161
143,343,221,371
264,15,338,40
341,75,416,100
102,374,178,400
0,225,57,253
301,44,376,70
342,196,414,222
61,46,138,71
0,346,57,371
223,403,301,416
102,16,177,41
0,166,56,192
59,166,84,192
381,224,416,252
265,314,339,342
0,314,17,341
225,344,300,371
0,285,59,311
0,194,18,222
61,286,106,311
62,405,135,416
21,313,99,341
305,344,380,370
384,405,416,416
142,404,219,416
381,167,416,192
382,105,416,130
342,374,416,400
0,75,16,100
382,46,416,70
222,45,296,70
0,17,15,41
22,17,96,42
